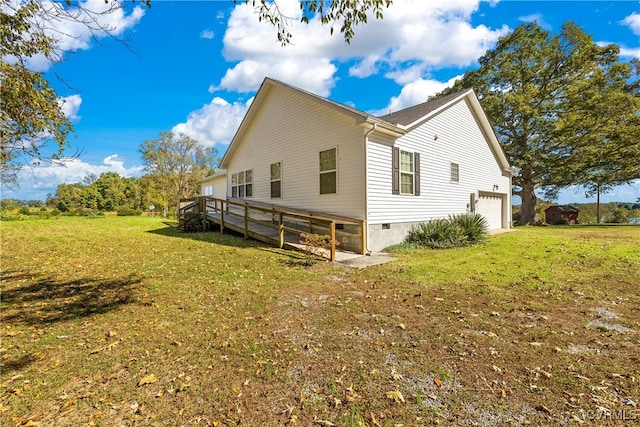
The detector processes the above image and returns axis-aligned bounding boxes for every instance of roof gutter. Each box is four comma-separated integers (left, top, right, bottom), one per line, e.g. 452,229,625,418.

360,117,406,138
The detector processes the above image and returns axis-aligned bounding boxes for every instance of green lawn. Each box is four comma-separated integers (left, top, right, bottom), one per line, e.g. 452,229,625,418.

1,217,639,426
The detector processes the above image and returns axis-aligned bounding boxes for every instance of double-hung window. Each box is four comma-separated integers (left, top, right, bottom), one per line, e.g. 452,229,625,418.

392,147,420,196
319,148,337,194
270,162,282,198
400,150,414,194
450,163,459,183
231,173,238,198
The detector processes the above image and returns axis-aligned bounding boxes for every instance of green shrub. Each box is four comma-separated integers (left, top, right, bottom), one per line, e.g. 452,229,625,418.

117,206,142,216
18,206,31,215
607,207,629,224
449,213,489,243
0,212,29,221
86,210,105,219
405,213,488,249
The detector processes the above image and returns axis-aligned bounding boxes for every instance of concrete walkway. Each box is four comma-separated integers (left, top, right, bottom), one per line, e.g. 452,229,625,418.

334,252,396,268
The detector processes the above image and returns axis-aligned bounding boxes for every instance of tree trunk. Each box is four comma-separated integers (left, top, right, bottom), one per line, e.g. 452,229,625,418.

518,180,541,225
596,182,601,224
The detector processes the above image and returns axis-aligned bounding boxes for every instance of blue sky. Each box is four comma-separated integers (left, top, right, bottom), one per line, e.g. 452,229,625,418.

3,0,640,204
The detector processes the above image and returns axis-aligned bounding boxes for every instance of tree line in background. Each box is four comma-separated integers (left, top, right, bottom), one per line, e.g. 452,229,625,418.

1,132,218,218
4,196,639,225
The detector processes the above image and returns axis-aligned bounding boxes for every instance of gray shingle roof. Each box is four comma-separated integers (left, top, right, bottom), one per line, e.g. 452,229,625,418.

545,205,580,213
377,89,471,126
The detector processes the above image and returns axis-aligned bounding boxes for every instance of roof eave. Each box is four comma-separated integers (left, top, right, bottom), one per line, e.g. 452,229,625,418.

199,169,228,183
360,117,406,138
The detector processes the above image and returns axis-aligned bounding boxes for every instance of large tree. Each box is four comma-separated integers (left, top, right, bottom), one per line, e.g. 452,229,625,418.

1,0,149,187
139,132,217,218
438,22,640,225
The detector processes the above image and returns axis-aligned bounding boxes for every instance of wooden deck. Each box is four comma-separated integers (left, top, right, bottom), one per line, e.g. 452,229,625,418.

179,197,367,261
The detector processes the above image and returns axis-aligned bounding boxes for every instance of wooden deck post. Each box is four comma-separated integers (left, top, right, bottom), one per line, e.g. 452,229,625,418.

243,204,249,239
279,212,284,248
360,220,366,255
330,221,336,262
220,202,225,234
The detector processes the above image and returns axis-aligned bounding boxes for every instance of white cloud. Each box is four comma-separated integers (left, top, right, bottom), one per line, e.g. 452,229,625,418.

215,59,337,96
172,96,253,148
217,0,342,95
5,155,144,200
342,0,510,79
370,75,463,116
10,0,146,72
214,0,509,96
200,29,215,39
622,12,640,35
58,94,82,122
597,40,640,59
348,54,381,78
178,0,511,159
619,46,640,59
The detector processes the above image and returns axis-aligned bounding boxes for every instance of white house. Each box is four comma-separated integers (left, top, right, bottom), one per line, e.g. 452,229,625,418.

200,77,512,252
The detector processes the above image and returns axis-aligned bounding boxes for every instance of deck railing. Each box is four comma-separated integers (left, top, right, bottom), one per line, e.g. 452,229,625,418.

179,196,366,261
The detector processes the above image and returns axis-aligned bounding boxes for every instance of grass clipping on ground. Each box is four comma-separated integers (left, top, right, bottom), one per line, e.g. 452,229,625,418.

1,217,639,426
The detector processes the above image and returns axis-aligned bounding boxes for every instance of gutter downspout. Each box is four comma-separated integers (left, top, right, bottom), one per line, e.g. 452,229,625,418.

363,123,377,254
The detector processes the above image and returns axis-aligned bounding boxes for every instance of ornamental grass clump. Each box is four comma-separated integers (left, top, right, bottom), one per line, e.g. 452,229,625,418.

405,213,488,249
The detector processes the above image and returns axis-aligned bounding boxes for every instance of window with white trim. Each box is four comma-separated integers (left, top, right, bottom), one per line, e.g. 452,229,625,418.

270,162,282,198
231,173,237,198
400,150,414,194
203,185,213,196
231,169,253,198
392,147,420,196
450,163,459,183
319,148,337,194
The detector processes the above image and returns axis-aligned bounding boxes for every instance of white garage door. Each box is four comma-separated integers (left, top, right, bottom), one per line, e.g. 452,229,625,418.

477,193,503,230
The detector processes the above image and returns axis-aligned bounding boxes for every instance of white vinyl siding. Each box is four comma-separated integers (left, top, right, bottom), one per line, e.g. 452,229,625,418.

367,98,510,228
200,173,228,200
224,85,365,218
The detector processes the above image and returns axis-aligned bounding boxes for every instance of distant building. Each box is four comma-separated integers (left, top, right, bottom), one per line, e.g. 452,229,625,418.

545,205,580,224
